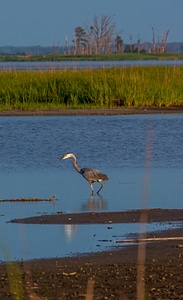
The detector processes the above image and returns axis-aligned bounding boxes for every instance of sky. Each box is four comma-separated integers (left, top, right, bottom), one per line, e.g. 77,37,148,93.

0,0,183,47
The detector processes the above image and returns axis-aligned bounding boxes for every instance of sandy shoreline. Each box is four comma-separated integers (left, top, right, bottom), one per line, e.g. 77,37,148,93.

0,106,183,116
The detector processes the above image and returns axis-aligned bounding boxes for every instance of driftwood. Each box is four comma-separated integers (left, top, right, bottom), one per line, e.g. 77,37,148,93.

0,195,56,202
115,236,183,243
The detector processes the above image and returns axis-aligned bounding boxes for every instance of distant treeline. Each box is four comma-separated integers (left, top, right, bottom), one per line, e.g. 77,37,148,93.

0,42,183,56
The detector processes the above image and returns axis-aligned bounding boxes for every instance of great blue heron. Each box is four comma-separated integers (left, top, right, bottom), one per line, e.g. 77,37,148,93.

60,153,109,195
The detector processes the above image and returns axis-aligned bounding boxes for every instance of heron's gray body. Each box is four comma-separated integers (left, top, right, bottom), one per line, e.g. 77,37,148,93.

80,167,108,182
60,153,109,195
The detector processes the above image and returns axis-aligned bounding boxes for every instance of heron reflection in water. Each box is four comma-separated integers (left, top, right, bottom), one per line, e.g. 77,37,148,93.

82,195,107,211
60,153,109,195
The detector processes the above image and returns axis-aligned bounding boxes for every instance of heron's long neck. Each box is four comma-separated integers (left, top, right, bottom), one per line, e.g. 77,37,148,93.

72,155,81,173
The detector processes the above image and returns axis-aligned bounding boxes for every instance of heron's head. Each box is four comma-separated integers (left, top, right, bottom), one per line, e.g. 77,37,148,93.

59,153,74,160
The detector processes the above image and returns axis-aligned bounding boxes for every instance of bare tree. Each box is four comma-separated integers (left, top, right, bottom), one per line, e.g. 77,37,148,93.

129,34,133,53
87,26,94,54
151,27,156,53
151,27,170,53
72,33,77,54
89,15,116,54
72,15,118,55
65,36,70,54
159,29,170,53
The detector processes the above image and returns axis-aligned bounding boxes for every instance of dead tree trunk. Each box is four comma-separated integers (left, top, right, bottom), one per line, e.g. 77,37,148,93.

159,29,170,53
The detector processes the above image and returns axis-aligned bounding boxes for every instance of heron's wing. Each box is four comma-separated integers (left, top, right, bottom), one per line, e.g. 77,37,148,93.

81,168,109,182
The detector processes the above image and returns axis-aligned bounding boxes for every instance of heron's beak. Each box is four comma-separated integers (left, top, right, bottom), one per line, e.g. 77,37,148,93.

59,155,66,160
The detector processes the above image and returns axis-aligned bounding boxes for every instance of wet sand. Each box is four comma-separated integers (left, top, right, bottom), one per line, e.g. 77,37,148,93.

1,209,182,299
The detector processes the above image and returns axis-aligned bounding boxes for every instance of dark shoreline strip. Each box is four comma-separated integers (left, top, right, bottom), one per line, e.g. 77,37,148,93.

1,107,183,117
9,208,183,225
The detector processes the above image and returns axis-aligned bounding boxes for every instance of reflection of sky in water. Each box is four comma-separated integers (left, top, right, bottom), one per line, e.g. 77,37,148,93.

1,60,183,71
1,221,178,261
0,114,183,261
1,168,182,213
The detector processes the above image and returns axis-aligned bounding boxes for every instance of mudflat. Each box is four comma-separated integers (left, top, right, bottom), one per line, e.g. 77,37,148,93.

0,208,182,299
10,208,183,225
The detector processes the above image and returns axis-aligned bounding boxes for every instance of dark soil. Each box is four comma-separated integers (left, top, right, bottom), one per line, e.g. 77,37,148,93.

1,238,183,300
1,209,183,300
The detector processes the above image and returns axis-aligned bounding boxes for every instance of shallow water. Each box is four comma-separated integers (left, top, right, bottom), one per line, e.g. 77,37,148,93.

0,114,183,261
1,60,183,70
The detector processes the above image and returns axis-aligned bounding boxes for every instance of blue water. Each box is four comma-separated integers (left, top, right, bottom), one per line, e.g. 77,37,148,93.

0,114,183,261
0,60,183,70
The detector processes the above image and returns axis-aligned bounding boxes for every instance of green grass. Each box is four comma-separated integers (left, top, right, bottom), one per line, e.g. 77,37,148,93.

0,66,183,110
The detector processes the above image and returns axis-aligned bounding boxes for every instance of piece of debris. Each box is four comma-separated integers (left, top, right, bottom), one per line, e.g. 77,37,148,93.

115,237,183,243
0,195,56,202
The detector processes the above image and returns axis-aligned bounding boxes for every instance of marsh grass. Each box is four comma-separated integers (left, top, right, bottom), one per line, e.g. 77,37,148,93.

1,52,183,62
0,66,183,110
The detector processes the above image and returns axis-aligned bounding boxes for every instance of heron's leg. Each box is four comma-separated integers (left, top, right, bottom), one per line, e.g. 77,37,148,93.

97,182,104,194
89,182,94,195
